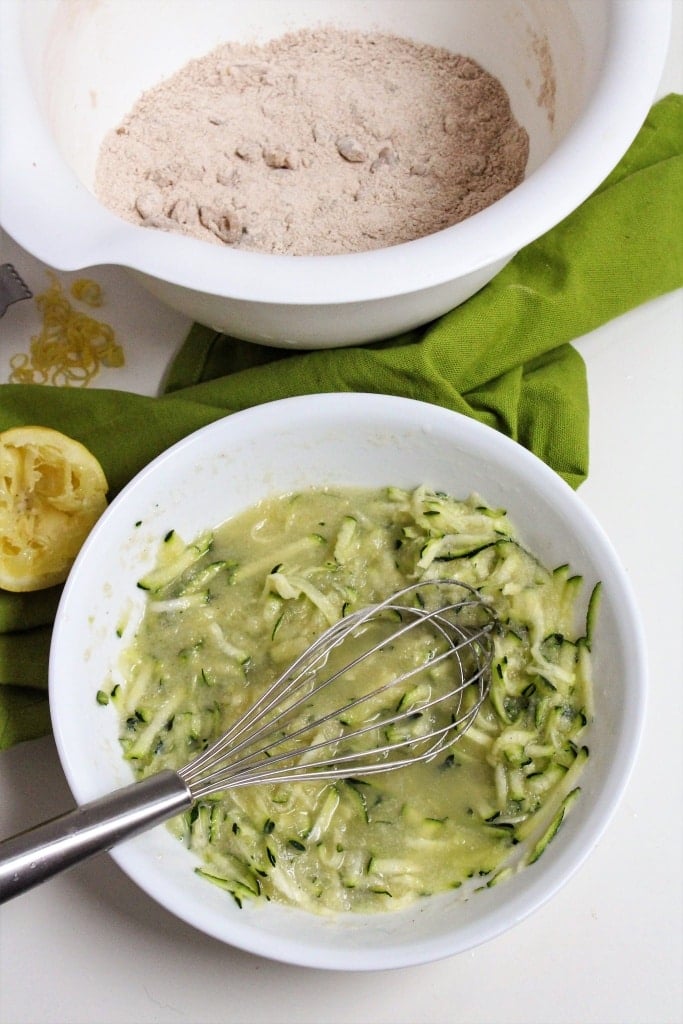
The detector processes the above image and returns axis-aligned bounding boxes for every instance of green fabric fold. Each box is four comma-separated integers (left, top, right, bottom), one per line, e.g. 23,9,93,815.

1,93,682,750
0,626,51,689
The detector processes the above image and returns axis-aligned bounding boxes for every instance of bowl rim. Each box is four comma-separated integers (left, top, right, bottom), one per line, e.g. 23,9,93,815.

48,394,648,970
0,0,672,304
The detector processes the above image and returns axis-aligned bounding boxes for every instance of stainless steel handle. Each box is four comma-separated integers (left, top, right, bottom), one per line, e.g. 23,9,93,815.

0,770,192,903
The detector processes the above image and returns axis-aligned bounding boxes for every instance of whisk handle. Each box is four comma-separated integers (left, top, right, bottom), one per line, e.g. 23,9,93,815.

0,770,191,904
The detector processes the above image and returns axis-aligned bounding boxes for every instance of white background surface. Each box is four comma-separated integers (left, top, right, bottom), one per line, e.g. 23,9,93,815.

0,8,681,1023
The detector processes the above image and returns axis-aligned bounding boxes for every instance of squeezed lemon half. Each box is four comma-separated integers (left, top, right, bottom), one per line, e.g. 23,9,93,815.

0,426,108,592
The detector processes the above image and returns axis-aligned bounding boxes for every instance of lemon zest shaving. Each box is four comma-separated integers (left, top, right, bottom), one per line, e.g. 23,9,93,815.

8,273,125,387
70,278,104,307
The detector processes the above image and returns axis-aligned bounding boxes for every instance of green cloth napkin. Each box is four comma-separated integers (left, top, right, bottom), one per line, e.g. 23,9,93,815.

1,94,682,750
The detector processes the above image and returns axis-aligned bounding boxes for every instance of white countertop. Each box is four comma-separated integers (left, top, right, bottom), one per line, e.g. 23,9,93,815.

1,13,681,1024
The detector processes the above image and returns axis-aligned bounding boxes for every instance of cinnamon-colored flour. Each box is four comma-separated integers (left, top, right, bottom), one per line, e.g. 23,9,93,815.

95,28,529,256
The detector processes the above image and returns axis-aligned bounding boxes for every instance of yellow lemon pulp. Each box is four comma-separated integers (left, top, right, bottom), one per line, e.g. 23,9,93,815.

0,426,108,592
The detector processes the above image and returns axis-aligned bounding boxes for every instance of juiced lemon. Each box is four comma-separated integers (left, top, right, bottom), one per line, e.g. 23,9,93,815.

0,426,108,592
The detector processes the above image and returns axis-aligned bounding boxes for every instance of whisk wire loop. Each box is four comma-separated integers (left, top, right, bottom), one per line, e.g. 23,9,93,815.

181,580,497,798
185,599,478,779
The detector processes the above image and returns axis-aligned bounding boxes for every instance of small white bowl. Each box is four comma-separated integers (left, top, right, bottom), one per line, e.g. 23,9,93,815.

0,1,671,347
50,394,646,970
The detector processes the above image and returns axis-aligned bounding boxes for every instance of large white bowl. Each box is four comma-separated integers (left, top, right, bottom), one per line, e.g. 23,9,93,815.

49,394,646,970
0,0,671,347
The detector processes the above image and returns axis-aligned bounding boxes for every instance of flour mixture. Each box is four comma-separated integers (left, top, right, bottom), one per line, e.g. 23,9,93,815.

95,29,529,256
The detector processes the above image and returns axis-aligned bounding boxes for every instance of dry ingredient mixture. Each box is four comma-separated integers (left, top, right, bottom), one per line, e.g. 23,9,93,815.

95,28,529,256
8,274,124,387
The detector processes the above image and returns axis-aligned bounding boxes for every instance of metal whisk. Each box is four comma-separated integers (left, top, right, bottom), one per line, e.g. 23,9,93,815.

0,579,496,903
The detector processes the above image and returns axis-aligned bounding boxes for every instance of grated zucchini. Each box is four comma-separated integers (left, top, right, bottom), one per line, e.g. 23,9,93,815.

112,485,596,914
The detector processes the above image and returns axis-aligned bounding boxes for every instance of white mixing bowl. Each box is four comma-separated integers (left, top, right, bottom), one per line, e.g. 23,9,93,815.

49,394,646,970
0,1,672,347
